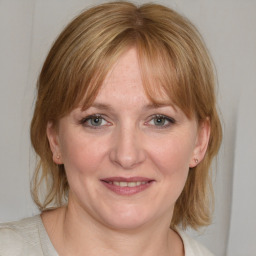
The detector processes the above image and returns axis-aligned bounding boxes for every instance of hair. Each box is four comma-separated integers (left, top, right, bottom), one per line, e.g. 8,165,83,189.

30,1,222,230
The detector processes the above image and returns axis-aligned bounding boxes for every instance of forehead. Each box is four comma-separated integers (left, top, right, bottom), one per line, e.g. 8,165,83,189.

102,48,141,90
97,47,171,104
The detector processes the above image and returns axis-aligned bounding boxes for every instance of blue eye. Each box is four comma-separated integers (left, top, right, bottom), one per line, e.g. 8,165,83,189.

80,115,108,128
153,116,168,126
89,116,103,126
148,115,175,128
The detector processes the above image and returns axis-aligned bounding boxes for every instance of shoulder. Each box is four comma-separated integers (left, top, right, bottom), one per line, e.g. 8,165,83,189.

176,228,214,256
0,215,43,256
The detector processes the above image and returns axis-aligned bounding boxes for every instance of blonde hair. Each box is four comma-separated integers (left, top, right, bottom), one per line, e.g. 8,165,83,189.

31,1,222,230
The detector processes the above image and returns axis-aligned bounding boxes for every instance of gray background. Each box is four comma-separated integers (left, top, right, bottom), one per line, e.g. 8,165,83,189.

0,1,255,255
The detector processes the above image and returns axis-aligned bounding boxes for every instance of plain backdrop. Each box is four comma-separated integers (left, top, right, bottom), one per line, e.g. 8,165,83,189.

0,1,255,255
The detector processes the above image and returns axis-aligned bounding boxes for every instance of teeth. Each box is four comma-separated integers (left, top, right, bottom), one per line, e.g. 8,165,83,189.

113,181,119,186
120,182,127,187
128,182,136,187
110,181,148,187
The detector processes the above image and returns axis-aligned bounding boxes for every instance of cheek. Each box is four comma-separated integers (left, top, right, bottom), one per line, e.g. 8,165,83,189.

59,133,107,176
148,134,196,196
59,134,109,204
148,135,195,175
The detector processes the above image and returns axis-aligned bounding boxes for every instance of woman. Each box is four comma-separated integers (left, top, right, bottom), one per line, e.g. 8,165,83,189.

0,1,222,255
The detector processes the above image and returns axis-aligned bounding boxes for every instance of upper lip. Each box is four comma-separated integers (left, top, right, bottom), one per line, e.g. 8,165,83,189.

100,177,154,182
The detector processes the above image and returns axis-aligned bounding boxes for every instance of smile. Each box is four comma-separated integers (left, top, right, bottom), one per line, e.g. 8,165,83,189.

106,181,148,187
101,177,154,195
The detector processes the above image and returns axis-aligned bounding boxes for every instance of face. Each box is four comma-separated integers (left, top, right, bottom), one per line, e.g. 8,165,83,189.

47,48,210,230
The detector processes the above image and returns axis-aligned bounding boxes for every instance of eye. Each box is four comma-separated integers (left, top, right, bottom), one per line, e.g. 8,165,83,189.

79,114,110,128
147,115,175,128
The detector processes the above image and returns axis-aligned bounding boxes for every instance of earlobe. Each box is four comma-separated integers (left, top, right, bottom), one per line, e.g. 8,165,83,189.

189,119,211,168
46,122,63,165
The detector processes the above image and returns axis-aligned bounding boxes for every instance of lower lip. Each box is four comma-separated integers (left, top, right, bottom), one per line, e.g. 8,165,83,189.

101,181,154,195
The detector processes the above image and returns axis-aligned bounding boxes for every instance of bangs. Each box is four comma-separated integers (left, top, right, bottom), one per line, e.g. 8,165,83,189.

78,35,196,117
69,36,135,112
136,33,195,119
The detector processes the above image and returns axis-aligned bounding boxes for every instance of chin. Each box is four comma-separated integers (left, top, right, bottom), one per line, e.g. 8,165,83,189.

96,205,154,231
104,217,151,231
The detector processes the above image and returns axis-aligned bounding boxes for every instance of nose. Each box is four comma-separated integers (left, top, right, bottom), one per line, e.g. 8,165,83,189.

109,125,146,169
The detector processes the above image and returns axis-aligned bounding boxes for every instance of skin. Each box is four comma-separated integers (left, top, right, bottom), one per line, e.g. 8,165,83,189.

44,48,210,256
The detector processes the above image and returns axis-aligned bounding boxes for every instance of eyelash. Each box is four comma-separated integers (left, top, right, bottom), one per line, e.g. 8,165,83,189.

146,114,176,129
79,114,109,129
79,114,176,129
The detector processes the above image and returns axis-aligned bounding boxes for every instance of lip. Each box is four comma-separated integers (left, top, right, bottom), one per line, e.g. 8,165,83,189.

100,176,155,196
101,176,153,182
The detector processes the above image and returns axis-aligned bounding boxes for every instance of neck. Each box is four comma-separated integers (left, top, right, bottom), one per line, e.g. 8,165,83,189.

42,203,184,256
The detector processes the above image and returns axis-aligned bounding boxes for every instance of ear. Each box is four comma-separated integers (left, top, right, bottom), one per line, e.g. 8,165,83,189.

189,118,211,168
46,121,63,165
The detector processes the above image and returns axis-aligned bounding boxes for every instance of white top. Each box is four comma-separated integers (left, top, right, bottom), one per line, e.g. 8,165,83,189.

0,215,214,256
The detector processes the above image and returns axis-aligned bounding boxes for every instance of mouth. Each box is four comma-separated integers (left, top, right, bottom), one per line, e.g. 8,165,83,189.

103,180,152,187
100,177,155,195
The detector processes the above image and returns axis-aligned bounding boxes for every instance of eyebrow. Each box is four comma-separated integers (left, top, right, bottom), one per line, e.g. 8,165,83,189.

142,103,177,111
89,102,177,112
89,103,114,110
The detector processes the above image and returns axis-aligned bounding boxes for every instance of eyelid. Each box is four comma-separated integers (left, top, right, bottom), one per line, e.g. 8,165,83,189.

79,114,111,128
78,113,175,130
145,114,176,128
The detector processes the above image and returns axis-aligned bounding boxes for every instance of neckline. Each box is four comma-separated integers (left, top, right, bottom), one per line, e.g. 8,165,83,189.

36,215,59,255
36,214,193,256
